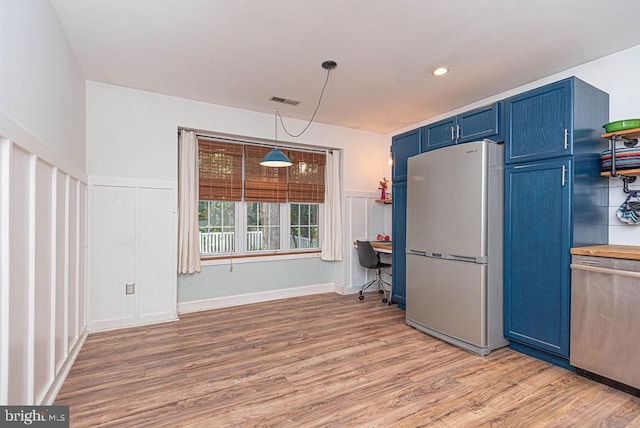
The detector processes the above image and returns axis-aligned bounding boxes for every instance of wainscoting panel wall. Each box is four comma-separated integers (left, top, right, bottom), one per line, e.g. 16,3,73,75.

34,158,54,404
88,178,178,332
54,169,68,375
67,178,79,351
0,137,87,405
138,187,178,321
8,145,31,405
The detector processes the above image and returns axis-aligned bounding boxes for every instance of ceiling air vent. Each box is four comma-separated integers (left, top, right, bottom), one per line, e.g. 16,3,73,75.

270,96,300,106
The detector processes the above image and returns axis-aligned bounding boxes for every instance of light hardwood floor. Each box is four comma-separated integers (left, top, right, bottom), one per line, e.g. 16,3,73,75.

56,292,640,427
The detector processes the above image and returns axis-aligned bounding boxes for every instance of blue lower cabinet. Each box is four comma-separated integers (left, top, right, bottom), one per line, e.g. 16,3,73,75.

391,128,421,309
391,183,407,308
504,159,572,362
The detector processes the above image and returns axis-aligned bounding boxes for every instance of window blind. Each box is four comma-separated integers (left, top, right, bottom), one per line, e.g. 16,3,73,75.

288,151,326,203
244,146,288,202
198,139,243,201
196,137,327,203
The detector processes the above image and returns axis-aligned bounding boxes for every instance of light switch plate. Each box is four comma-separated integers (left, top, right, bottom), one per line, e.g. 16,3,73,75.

125,282,135,295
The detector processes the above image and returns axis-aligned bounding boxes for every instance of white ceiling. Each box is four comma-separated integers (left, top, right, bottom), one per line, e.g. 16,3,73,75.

51,0,640,134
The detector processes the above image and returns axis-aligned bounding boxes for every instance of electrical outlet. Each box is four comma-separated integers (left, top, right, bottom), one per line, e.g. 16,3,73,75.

125,282,135,295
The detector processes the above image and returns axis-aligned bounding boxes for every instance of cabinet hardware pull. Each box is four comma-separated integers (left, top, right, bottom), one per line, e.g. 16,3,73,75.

578,260,602,266
561,165,566,186
571,263,640,279
456,125,460,139
564,129,568,149
451,126,455,141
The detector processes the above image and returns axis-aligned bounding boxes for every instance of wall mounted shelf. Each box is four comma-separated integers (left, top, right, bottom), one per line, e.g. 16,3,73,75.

601,127,640,191
600,168,640,177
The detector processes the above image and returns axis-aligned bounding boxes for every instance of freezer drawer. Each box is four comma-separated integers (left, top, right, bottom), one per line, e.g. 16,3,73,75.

570,255,640,390
406,254,487,348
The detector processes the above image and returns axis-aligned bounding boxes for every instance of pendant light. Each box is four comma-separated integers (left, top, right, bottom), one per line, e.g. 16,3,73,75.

260,112,293,167
260,60,337,167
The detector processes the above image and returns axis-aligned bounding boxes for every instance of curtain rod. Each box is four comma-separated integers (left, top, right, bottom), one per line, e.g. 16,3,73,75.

179,128,334,155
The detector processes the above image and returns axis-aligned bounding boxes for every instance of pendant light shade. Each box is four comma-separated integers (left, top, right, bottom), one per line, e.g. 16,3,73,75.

260,147,292,167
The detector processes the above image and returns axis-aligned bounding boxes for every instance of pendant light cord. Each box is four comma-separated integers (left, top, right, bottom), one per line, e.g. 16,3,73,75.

276,67,332,138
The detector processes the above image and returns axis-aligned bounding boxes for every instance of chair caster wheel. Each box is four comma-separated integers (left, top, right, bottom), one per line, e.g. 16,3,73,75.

382,298,388,303
359,295,364,300
378,290,384,294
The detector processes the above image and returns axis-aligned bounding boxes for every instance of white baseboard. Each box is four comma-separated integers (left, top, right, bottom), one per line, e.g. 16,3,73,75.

41,328,88,405
178,283,336,314
88,312,179,333
334,282,362,295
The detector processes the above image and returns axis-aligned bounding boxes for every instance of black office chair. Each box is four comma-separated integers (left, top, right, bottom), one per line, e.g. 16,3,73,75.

356,240,392,304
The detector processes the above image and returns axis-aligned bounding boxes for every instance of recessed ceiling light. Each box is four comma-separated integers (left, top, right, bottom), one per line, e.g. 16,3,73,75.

432,67,449,76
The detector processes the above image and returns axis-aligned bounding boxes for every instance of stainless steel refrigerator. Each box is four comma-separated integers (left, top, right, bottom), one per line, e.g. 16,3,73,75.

405,139,508,356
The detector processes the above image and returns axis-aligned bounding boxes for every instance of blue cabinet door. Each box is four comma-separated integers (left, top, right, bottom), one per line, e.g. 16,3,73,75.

392,128,421,181
458,102,501,143
505,79,572,164
391,128,420,310
423,102,502,151
423,117,456,151
504,159,572,358
391,183,407,308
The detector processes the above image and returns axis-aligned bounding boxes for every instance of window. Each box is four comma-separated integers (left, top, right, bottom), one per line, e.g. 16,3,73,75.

197,137,325,257
199,201,235,253
247,202,280,251
290,203,319,249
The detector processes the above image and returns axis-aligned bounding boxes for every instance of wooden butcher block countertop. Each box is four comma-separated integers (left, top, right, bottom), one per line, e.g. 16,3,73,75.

570,245,640,260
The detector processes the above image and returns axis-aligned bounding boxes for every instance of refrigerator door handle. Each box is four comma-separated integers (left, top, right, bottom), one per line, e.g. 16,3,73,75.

408,249,427,256
445,254,488,264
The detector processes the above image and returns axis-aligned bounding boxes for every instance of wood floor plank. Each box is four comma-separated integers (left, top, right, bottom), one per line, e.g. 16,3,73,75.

56,292,640,427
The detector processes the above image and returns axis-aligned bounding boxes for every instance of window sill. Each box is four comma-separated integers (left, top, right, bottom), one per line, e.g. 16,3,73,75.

200,250,322,266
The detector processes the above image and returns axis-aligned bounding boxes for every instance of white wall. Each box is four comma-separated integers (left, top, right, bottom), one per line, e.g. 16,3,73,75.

387,44,640,245
0,0,87,405
86,81,388,189
86,82,390,308
0,0,86,172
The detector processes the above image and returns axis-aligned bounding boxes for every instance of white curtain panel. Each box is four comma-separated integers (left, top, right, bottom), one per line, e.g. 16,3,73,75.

321,149,343,261
177,130,201,273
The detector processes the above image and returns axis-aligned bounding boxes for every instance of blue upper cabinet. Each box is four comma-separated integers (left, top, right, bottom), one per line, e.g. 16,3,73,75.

422,102,501,152
392,128,421,182
423,117,457,151
458,102,501,143
505,79,572,164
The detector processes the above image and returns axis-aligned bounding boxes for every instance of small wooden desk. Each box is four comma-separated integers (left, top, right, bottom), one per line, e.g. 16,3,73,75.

370,241,392,254
353,240,392,254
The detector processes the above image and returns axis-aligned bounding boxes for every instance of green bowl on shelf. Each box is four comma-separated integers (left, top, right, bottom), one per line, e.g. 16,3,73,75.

603,119,640,133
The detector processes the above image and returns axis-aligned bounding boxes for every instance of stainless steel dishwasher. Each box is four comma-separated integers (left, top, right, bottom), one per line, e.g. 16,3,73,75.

570,254,640,393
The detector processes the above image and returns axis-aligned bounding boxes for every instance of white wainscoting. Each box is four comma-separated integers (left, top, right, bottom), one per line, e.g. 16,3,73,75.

88,177,178,332
0,137,87,405
339,191,392,295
